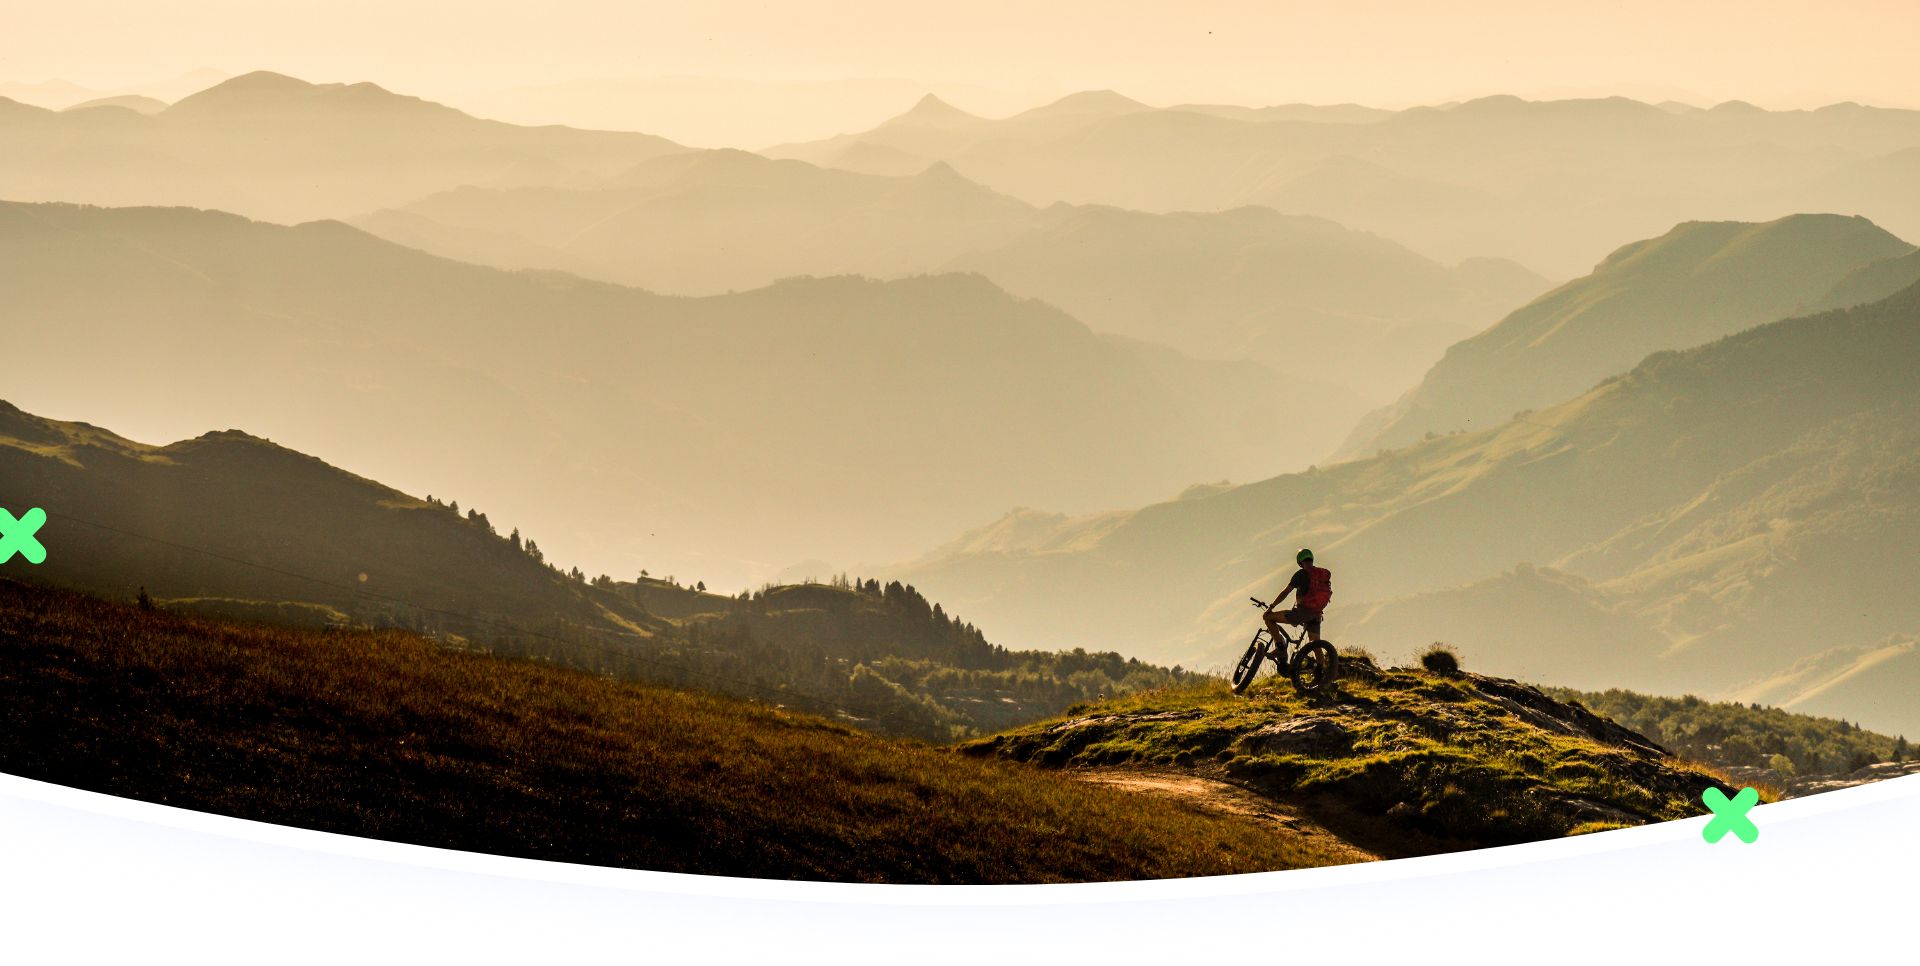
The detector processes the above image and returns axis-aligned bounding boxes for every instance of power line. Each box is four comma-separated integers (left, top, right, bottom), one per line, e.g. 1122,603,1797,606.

39,509,856,715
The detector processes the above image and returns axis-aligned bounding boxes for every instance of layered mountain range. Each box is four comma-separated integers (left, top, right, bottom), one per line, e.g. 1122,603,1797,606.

769,92,1920,277
356,149,1545,402
6,69,1916,743
899,276,1920,737
0,200,1320,588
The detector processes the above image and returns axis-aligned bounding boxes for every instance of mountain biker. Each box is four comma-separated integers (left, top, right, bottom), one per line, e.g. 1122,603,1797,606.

1265,548,1332,643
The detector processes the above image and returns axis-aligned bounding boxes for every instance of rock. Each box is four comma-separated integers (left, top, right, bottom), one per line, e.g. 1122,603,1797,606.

1784,759,1920,797
1240,716,1353,756
1470,676,1668,758
1046,709,1201,733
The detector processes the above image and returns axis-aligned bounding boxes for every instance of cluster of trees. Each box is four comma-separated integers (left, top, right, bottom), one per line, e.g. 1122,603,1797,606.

552,576,1198,742
1556,688,1906,777
395,505,1184,742
425,494,612,584
424,494,498,537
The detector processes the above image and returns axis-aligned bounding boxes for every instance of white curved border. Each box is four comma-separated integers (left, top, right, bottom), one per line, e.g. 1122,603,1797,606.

3,771,1913,962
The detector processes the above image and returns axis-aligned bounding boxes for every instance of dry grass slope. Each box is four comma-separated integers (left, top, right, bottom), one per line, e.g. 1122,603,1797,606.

0,579,1354,883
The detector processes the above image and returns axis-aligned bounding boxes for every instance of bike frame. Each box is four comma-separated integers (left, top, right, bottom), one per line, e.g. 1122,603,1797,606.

1247,597,1308,665
1249,622,1304,667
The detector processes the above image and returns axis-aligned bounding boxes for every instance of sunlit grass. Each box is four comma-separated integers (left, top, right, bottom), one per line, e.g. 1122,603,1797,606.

0,578,1354,882
968,658,1727,852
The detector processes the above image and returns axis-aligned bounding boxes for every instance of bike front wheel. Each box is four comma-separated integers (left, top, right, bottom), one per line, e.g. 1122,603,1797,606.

1291,640,1340,694
1231,634,1269,694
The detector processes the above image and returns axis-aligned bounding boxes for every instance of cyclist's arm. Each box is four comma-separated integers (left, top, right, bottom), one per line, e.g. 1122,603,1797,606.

1269,583,1294,612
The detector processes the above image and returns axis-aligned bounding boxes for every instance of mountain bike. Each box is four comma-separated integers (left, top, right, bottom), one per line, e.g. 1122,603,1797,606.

1231,597,1339,695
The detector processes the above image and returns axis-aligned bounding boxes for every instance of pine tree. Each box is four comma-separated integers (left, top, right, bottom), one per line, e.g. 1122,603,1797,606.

509,528,522,550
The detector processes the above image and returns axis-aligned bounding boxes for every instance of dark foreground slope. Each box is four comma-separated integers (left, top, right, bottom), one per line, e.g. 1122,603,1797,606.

0,400,1190,743
966,658,1732,857
0,580,1343,883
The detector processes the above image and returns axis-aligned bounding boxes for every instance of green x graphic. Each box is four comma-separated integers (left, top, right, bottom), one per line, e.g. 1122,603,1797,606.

0,507,47,564
1702,786,1760,843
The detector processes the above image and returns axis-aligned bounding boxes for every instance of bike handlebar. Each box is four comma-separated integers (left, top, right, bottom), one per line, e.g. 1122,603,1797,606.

1249,597,1270,609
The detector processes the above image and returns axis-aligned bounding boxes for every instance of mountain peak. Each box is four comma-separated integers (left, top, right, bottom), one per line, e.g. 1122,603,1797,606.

916,159,964,180
165,70,316,114
204,70,314,94
1611,213,1901,271
1453,94,1530,112
1023,89,1152,119
165,70,444,119
895,93,979,125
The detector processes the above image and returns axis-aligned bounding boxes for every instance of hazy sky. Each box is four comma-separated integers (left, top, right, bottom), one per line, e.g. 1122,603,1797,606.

6,0,1918,143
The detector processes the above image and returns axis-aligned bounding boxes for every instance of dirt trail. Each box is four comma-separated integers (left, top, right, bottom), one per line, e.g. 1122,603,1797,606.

1075,768,1382,863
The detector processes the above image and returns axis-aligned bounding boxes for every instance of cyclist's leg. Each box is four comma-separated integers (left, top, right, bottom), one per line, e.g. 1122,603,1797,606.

1280,607,1323,642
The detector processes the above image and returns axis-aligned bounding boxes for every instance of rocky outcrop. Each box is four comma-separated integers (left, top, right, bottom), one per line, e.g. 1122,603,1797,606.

1722,759,1920,798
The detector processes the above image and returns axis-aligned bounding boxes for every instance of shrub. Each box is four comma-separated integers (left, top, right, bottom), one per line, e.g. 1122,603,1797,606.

1418,643,1462,675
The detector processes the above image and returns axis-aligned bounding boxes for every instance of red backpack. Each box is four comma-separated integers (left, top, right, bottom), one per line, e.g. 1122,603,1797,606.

1300,566,1333,612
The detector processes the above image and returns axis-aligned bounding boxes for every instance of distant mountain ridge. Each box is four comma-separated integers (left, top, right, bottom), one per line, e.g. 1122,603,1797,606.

944,203,1547,401
0,70,688,223
360,148,1038,293
358,148,1547,405
1338,214,1915,456
768,92,1920,275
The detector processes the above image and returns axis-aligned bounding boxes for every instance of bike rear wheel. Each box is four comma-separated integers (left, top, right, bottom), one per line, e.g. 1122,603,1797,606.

1230,634,1269,694
1291,640,1339,694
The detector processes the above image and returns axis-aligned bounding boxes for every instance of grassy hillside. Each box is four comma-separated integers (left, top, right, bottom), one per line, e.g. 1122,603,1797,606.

0,398,634,638
966,658,1732,854
0,199,1298,590
1341,214,1913,456
0,400,1194,743
900,278,1920,736
0,580,1340,882
1809,248,1920,312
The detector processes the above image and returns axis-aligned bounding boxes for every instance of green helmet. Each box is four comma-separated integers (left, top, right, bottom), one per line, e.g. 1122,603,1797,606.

1296,548,1314,565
